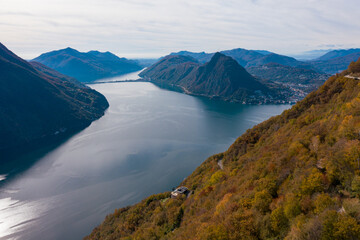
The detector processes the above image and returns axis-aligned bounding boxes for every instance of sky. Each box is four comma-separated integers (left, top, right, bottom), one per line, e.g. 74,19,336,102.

1,0,360,59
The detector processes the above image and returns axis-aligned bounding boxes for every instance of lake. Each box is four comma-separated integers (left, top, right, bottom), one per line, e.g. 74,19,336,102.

0,78,290,240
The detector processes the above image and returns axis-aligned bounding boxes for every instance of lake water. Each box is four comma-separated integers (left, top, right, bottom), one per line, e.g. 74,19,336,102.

0,79,290,240
94,69,144,83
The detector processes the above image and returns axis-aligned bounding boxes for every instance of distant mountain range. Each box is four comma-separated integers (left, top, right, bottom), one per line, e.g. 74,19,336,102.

0,43,109,161
158,48,360,100
31,46,360,88
170,51,213,63
171,49,306,68
32,48,142,82
141,49,343,103
26,46,360,108
170,48,360,74
315,48,360,61
309,51,360,74
140,53,292,104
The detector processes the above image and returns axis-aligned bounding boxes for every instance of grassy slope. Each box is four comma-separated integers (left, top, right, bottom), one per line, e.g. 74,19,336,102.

86,59,360,240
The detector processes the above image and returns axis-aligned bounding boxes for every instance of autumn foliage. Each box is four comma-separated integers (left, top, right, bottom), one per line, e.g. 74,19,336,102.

85,60,360,240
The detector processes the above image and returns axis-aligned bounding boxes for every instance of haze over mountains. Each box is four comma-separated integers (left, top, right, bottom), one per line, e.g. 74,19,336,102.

32,48,142,82
0,43,109,162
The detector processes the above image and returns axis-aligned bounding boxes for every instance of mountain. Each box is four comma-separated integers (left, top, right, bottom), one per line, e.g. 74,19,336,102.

140,53,290,104
86,58,360,240
0,43,109,161
220,48,265,67
180,53,275,101
170,48,360,74
310,52,360,74
171,49,306,68
245,53,304,68
170,51,213,63
171,48,265,67
32,48,142,82
247,63,330,93
316,48,360,61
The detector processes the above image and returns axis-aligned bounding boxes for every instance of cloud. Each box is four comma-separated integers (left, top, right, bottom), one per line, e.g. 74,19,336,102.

1,0,360,58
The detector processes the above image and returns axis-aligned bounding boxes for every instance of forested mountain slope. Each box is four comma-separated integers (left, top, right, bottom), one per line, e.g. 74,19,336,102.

0,43,109,161
86,58,360,239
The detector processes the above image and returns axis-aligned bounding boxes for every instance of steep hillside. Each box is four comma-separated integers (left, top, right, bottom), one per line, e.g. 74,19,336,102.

32,48,142,82
86,59,360,240
247,63,330,93
0,43,109,161
140,53,290,104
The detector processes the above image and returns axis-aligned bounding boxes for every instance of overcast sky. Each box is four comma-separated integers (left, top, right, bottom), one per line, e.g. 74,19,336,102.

1,0,360,59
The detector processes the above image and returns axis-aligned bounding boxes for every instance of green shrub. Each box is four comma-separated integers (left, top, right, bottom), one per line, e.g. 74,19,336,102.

284,195,301,219
209,171,226,185
253,190,272,213
300,169,326,195
270,207,289,235
314,193,335,214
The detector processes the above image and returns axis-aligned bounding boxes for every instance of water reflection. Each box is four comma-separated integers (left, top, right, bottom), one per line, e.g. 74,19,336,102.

94,69,145,83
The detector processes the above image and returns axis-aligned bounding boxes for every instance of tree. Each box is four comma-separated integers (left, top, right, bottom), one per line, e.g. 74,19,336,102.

351,175,360,197
253,190,272,213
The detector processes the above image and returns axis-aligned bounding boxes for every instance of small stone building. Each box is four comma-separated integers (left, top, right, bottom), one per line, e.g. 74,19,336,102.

171,186,189,198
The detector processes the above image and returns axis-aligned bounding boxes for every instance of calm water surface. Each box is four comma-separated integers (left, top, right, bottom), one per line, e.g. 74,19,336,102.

0,80,290,240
